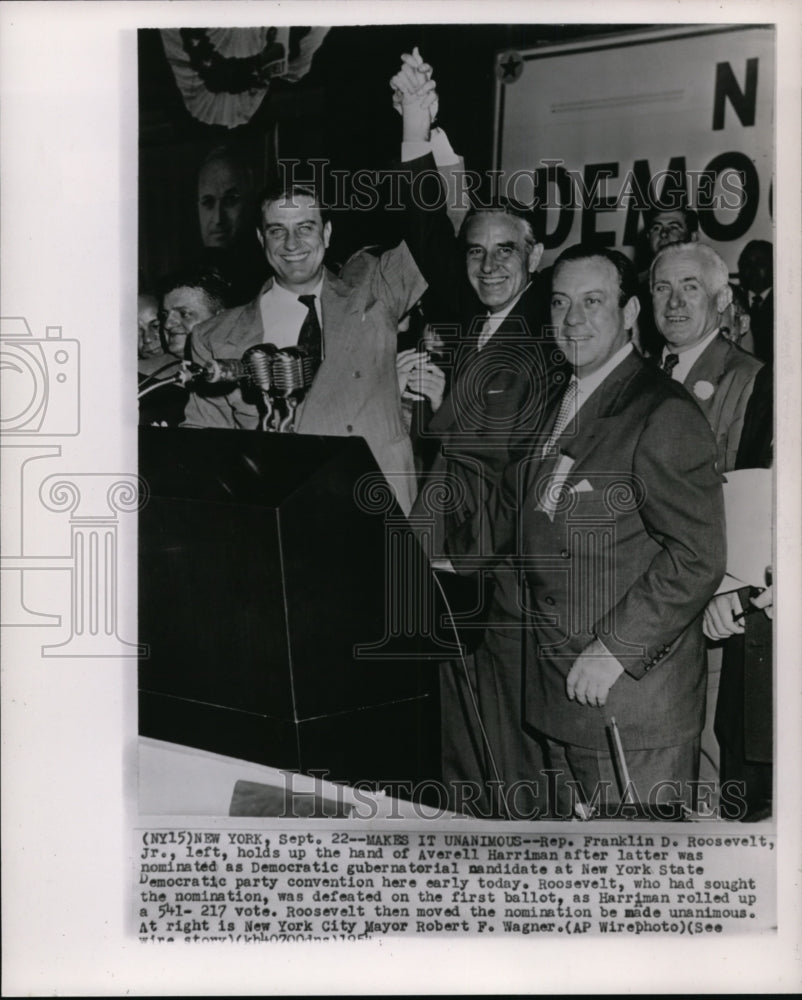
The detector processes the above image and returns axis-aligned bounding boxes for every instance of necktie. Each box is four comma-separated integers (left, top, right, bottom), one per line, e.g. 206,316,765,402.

662,352,679,377
749,293,763,324
297,294,322,366
541,378,578,457
477,314,493,351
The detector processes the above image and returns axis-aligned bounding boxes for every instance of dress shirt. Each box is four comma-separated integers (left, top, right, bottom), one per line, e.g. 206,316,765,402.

258,277,324,349
660,326,719,383
574,341,634,417
476,284,532,349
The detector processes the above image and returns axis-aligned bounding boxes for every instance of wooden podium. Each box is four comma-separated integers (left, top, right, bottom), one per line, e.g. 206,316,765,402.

138,427,453,790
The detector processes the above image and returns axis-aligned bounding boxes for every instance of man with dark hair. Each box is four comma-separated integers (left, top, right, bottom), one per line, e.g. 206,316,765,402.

139,266,230,427
393,51,566,817
160,266,232,360
182,181,427,514
737,239,773,363
644,205,700,256
515,243,725,815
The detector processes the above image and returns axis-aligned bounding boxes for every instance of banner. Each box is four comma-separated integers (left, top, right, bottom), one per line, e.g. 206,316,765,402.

493,25,774,268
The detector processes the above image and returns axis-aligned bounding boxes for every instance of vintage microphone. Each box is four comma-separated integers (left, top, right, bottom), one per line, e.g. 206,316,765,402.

175,344,318,431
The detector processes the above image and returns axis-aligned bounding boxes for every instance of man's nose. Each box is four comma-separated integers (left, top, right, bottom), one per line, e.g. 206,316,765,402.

284,228,300,250
211,200,225,225
668,286,684,308
565,301,585,325
479,252,496,273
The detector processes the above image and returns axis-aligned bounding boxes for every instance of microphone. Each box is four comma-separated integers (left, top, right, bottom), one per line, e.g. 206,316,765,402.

201,344,316,399
193,344,319,432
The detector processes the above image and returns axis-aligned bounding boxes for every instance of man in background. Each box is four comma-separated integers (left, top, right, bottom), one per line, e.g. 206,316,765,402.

139,267,230,427
651,242,762,474
196,146,268,304
737,239,773,364
651,240,763,788
636,205,700,357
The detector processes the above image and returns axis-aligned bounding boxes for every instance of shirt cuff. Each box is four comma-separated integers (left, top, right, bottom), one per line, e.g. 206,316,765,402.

401,127,460,166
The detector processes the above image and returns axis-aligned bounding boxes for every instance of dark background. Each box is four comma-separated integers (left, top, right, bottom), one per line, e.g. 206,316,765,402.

139,23,655,287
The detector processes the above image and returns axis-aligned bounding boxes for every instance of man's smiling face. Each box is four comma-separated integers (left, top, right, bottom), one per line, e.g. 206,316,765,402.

259,193,331,295
652,248,727,351
463,212,542,314
551,256,637,377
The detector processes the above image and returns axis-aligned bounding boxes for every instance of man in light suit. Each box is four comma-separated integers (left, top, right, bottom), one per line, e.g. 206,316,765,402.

517,245,726,815
393,51,567,817
651,242,764,787
651,241,763,474
182,182,426,515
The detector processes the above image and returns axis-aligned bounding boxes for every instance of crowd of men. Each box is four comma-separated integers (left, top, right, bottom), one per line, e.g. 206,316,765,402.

138,50,774,822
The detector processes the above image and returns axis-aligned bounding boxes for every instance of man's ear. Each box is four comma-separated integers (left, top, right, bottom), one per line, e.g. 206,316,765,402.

623,294,641,331
715,283,733,314
256,226,264,250
527,242,545,274
323,220,332,250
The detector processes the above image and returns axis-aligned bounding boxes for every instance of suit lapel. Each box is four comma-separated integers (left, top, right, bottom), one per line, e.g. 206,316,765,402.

683,333,729,392
299,269,365,417
220,281,270,351
543,350,645,470
432,282,547,437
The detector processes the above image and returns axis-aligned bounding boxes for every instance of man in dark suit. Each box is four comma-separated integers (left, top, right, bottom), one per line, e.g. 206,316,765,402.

182,182,426,515
704,363,773,820
393,52,566,817
737,239,773,364
516,245,726,816
651,242,763,473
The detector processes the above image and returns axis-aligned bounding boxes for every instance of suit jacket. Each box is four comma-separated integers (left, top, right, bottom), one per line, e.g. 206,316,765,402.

182,244,427,514
680,332,762,473
749,288,773,364
402,154,567,576
716,363,774,764
519,349,726,751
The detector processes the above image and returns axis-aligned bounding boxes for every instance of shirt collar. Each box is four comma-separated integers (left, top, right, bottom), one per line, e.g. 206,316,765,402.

267,275,324,305
486,282,531,325
662,326,719,382
574,341,634,400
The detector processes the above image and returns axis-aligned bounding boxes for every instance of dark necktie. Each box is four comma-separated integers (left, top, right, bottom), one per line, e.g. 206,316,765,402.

297,294,322,366
749,293,763,324
662,352,679,377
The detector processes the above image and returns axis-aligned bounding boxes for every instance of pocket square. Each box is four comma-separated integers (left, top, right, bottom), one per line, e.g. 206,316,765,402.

537,454,576,520
573,478,593,493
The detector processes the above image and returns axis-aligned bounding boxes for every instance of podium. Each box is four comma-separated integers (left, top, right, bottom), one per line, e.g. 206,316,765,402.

138,427,448,790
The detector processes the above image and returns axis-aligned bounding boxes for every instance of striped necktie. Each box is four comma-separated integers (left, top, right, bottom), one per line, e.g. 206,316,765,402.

662,352,679,377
